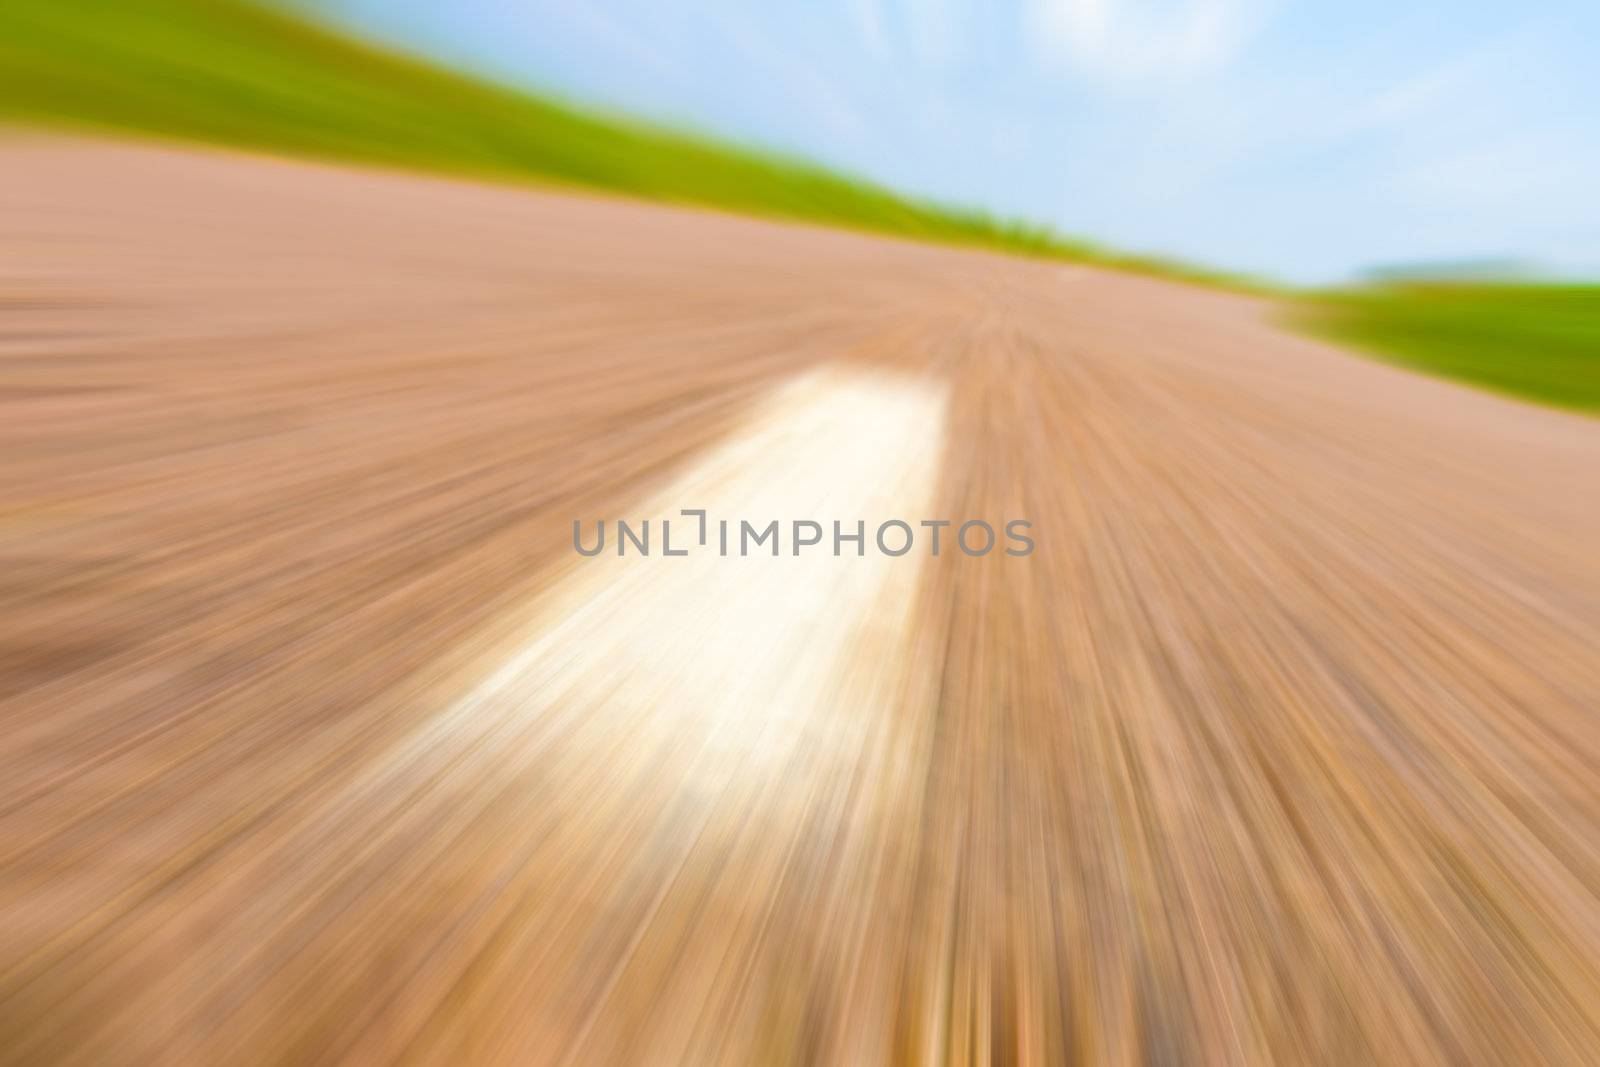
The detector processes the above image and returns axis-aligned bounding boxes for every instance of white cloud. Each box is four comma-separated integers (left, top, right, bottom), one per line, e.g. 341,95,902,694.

1025,0,1277,87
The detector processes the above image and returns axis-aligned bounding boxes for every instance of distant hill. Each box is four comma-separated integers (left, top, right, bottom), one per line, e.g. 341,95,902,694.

1360,258,1538,284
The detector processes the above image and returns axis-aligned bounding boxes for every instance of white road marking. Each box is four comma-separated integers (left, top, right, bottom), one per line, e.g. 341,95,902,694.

330,363,949,834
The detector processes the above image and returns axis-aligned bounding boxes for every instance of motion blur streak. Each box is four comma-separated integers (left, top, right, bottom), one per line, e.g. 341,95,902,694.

2,138,1600,1065
156,365,946,1064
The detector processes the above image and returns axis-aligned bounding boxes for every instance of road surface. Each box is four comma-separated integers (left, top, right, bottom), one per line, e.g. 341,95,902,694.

2,138,1599,1065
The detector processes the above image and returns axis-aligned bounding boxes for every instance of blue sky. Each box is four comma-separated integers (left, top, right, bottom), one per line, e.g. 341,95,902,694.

315,0,1600,284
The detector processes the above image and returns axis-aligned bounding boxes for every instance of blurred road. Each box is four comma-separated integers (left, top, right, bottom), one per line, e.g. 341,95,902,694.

2,138,1599,1065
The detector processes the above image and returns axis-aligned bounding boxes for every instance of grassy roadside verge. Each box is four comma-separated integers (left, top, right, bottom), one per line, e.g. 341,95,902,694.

1290,283,1600,414
0,0,1255,288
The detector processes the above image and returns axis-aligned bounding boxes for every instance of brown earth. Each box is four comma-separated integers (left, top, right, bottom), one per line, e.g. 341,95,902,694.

1,136,1598,1065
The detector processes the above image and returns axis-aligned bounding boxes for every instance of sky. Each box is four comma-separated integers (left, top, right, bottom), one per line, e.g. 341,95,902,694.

314,0,1600,284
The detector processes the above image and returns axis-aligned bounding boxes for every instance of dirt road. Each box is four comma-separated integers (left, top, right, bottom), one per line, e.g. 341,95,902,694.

2,138,1598,1065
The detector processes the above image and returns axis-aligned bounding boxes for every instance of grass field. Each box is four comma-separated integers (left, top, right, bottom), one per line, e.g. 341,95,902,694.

0,0,1250,287
1294,283,1600,413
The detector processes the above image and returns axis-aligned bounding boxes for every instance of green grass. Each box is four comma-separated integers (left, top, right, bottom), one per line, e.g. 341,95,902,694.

1292,283,1600,413
0,0,1258,288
